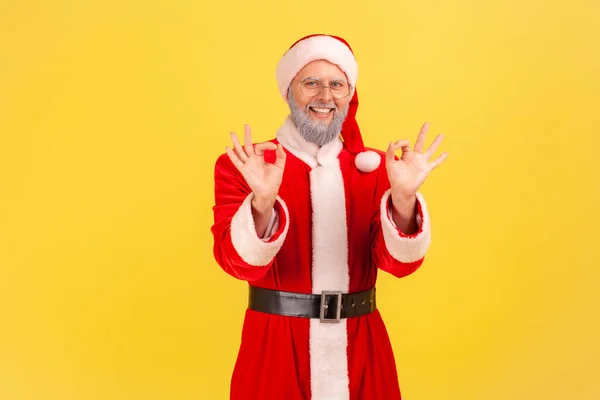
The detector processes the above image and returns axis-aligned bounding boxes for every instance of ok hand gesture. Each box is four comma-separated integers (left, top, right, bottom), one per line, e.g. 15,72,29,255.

386,122,448,203
226,124,287,212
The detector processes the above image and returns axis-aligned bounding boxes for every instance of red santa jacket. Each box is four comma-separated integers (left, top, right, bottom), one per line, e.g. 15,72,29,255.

211,116,431,400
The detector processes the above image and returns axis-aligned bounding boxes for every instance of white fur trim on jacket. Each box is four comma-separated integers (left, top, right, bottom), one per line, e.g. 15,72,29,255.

276,116,343,168
230,193,290,267
276,35,358,101
309,159,350,400
380,189,431,263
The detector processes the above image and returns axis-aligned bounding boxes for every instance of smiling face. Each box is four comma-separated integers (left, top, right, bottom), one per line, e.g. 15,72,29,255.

288,59,352,147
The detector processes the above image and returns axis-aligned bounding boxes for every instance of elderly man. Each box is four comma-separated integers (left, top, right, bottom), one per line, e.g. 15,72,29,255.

211,34,447,400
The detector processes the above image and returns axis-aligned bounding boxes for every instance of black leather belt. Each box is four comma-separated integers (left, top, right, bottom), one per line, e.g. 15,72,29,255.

248,286,376,323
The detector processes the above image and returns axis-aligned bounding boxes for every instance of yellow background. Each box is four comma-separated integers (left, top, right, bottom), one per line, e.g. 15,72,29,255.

1,0,599,399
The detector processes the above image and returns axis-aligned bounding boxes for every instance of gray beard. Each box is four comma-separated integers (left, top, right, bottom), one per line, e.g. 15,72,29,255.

288,87,349,147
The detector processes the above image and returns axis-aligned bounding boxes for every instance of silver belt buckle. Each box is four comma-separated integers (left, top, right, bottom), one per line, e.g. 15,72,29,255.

320,291,342,323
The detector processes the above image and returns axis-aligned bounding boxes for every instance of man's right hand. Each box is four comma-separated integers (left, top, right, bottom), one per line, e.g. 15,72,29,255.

225,124,286,236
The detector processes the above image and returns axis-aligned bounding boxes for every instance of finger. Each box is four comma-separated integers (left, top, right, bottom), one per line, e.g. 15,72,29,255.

230,132,248,162
414,122,430,153
244,124,254,156
424,134,444,160
386,142,396,164
274,143,287,169
387,140,411,164
254,142,277,156
394,139,411,154
428,152,448,170
225,146,245,171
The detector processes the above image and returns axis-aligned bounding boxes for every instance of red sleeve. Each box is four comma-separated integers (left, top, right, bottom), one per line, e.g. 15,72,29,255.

211,153,289,282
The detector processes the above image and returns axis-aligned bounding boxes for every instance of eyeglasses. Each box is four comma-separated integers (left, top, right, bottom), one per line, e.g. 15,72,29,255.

294,77,353,99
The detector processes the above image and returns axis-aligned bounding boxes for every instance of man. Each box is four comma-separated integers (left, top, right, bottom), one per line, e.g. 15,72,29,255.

211,34,447,400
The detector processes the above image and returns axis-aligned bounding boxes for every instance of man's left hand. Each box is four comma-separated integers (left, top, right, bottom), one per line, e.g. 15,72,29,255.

385,122,448,226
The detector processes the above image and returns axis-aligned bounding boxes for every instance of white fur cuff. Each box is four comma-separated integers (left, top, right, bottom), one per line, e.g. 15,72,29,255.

380,189,431,263
230,194,290,267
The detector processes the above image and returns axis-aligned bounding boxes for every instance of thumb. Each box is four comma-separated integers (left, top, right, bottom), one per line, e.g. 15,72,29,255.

274,143,286,169
385,142,396,165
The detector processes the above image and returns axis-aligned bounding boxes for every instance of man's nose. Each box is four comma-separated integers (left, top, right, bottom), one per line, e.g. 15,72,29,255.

317,85,333,102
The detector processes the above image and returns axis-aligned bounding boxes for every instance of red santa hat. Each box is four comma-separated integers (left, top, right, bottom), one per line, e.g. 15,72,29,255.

276,34,381,173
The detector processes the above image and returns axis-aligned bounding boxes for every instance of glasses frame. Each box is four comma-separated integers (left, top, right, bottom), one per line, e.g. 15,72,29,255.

293,77,353,99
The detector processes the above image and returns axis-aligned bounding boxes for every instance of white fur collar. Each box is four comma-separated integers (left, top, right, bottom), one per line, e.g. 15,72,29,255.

275,116,343,168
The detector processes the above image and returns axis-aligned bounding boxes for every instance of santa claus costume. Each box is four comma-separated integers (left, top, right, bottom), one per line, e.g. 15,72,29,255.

212,34,431,400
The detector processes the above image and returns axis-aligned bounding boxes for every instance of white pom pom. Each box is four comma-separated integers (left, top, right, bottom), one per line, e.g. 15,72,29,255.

355,151,381,173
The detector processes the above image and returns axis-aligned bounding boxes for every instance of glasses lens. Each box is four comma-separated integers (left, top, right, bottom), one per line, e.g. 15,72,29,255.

300,79,322,96
330,80,350,98
299,79,352,98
